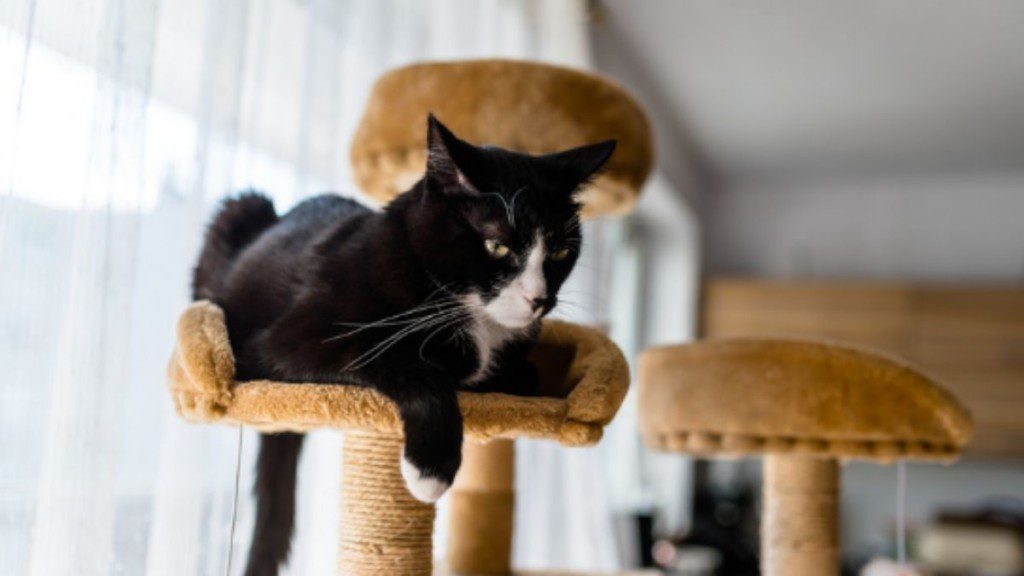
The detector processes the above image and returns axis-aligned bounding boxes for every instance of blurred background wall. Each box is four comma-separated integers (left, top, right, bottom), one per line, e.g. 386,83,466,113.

593,0,1024,569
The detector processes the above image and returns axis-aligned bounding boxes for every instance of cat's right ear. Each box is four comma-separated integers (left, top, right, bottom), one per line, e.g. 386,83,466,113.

426,114,478,195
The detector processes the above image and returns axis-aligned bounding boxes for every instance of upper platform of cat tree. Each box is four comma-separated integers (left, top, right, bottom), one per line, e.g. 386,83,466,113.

349,59,653,219
638,338,973,463
167,301,629,446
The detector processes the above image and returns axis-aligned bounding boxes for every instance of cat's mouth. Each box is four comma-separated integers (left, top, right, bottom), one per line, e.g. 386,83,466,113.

461,291,539,330
481,290,544,329
486,304,540,329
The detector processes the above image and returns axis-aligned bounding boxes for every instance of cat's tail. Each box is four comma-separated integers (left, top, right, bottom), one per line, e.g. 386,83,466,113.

192,191,278,300
244,432,304,576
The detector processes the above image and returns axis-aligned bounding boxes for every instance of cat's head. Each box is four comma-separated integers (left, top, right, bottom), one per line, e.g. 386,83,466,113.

401,115,615,330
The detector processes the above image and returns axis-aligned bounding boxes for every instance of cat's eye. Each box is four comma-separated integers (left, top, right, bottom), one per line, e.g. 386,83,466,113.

484,239,510,258
549,248,572,261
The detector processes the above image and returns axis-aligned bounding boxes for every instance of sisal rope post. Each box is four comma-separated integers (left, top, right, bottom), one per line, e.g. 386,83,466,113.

762,455,840,576
339,431,436,576
446,439,515,574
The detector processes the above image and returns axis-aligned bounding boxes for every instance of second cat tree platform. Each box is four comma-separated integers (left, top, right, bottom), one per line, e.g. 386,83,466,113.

639,339,974,576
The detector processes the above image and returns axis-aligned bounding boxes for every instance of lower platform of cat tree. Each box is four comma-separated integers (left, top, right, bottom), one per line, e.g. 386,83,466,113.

167,301,632,575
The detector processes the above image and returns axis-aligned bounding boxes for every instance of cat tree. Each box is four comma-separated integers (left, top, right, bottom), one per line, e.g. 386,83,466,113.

638,339,973,576
168,60,652,575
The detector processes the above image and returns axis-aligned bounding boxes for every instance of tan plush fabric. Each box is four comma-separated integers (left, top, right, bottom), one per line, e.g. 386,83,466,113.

168,301,629,446
638,338,973,462
349,60,653,219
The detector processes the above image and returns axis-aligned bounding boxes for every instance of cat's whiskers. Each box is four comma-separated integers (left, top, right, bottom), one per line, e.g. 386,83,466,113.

345,307,464,358
480,187,527,228
421,280,459,303
330,283,457,329
324,298,462,342
343,315,447,371
343,307,471,371
507,186,527,228
329,303,461,333
346,314,464,372
418,310,474,362
331,299,458,328
553,299,587,312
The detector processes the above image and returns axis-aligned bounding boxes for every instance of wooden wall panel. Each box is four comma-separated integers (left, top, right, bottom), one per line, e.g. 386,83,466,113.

701,279,1024,461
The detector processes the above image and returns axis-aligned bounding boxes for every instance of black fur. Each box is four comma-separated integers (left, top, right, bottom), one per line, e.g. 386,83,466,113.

192,192,278,301
191,116,615,576
244,432,303,576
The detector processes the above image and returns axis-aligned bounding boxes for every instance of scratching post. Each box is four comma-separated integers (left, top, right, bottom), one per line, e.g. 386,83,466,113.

447,439,516,574
339,431,435,575
639,338,973,576
762,456,839,576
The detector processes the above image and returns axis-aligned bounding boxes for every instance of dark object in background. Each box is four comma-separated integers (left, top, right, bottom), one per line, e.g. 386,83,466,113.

653,462,759,576
917,500,1024,575
635,511,657,568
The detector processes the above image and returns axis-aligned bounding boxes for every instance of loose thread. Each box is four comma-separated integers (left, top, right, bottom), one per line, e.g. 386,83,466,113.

896,460,907,564
226,424,244,576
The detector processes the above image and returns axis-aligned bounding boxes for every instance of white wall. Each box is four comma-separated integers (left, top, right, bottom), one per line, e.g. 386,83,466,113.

591,1,1024,179
704,172,1024,281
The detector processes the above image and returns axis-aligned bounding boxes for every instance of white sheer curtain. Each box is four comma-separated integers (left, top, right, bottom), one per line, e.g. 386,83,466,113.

0,1,642,574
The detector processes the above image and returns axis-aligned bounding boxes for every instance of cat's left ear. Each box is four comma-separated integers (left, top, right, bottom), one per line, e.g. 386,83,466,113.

546,139,617,185
426,114,478,194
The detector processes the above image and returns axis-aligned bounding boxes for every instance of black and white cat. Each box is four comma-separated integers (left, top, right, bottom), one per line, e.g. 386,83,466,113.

192,115,614,576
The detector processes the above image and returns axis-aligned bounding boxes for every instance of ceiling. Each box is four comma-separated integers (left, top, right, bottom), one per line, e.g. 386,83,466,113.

593,0,1024,181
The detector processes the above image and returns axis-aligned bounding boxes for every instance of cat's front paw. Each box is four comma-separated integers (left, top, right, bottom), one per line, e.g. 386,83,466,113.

399,453,453,503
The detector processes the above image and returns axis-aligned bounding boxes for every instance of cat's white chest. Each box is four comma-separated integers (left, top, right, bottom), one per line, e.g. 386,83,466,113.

464,314,513,385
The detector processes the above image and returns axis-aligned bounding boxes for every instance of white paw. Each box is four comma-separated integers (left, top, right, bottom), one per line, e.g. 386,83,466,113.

400,455,450,503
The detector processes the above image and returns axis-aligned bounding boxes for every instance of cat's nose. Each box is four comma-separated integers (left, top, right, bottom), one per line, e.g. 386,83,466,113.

528,296,549,312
